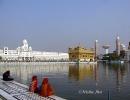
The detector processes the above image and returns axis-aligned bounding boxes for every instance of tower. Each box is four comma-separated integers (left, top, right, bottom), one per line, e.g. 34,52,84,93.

94,40,98,60
116,36,120,56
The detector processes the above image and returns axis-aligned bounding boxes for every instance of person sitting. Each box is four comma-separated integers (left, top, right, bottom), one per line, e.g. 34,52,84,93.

29,75,38,93
39,78,54,97
3,70,14,81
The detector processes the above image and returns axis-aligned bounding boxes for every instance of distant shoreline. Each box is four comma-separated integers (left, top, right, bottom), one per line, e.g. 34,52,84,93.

0,61,97,64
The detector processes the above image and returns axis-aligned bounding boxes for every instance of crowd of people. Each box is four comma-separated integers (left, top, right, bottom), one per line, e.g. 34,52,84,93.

2,71,54,97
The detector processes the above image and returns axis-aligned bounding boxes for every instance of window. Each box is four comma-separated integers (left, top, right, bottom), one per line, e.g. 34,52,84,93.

72,55,75,57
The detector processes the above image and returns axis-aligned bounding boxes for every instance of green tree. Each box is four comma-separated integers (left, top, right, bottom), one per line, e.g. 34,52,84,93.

102,52,120,61
0,56,2,61
120,50,125,59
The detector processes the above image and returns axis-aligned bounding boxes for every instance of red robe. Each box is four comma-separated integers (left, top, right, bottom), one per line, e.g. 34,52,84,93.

40,78,54,97
29,76,38,93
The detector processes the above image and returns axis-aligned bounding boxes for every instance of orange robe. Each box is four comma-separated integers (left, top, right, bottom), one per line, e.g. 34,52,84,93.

40,78,54,97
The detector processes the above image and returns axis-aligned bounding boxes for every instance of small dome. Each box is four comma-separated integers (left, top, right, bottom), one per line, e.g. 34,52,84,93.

17,47,20,50
23,39,28,45
95,40,98,42
117,36,120,40
120,44,125,48
29,46,32,51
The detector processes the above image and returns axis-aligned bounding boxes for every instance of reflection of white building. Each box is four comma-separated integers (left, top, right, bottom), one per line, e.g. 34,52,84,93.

0,39,69,61
0,63,69,82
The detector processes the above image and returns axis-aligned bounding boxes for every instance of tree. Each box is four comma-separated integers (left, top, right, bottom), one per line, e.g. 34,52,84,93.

0,56,2,61
102,52,120,61
120,50,125,59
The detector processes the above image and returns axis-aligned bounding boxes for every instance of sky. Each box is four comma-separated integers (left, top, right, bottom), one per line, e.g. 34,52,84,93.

0,0,130,53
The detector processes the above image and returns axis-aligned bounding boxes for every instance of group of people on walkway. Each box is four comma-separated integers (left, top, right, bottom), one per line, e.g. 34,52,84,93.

29,75,54,97
2,70,54,97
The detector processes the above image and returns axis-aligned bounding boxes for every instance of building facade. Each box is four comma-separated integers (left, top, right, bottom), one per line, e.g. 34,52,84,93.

124,42,130,61
0,40,69,61
125,50,130,61
68,46,94,62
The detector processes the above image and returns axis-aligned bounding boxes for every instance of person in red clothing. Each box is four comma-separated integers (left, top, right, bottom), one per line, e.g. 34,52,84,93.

40,78,54,97
29,75,38,93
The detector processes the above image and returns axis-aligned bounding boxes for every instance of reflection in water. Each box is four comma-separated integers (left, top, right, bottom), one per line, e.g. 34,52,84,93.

114,63,128,92
0,62,69,84
103,63,128,92
69,63,99,81
0,62,130,100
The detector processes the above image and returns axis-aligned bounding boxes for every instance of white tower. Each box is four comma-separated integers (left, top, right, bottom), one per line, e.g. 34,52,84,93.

102,45,110,54
94,40,98,59
116,36,120,56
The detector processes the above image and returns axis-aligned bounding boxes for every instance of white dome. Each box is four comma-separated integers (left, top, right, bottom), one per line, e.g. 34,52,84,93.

95,40,98,42
17,47,21,50
23,39,28,45
29,46,32,51
121,44,125,48
117,36,120,40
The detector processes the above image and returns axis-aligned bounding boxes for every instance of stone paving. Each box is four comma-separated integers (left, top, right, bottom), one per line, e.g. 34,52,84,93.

0,79,55,100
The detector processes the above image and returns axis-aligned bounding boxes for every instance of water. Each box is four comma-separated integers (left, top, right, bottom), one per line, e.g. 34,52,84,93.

0,62,130,100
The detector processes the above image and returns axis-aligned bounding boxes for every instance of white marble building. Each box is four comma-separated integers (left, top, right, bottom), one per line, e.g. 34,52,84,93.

0,39,69,61
124,43,130,61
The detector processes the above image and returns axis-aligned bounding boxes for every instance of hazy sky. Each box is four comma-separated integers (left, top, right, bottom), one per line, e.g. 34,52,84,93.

0,0,130,53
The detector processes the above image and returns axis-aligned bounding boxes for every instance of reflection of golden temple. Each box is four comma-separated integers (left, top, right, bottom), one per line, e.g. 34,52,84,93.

68,46,94,62
69,63,98,81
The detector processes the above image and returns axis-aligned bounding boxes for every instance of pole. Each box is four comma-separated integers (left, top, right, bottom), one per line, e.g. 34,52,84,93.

108,90,110,100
